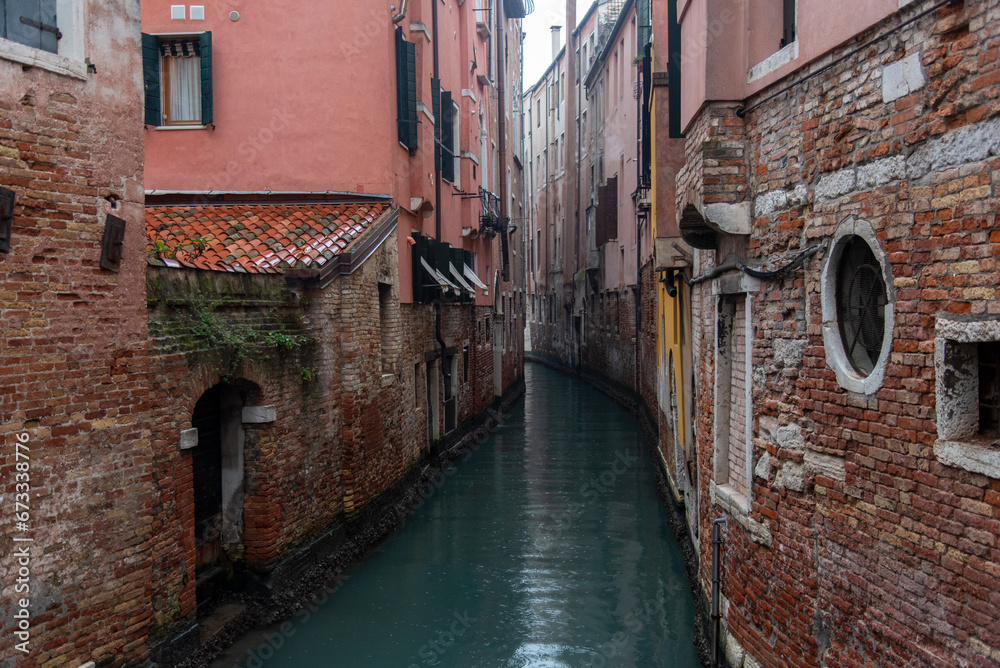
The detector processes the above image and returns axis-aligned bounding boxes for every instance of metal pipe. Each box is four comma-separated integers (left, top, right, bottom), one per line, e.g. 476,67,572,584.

436,302,451,399
711,517,726,667
433,0,441,241
391,0,409,25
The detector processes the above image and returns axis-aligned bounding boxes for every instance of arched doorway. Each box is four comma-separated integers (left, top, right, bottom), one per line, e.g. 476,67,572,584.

190,382,245,607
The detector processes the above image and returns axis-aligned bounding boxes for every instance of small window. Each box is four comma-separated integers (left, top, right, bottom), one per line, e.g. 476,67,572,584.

821,218,895,395
934,319,1000,479
836,236,887,377
2,0,59,54
143,32,213,127
979,342,1000,437
782,0,796,48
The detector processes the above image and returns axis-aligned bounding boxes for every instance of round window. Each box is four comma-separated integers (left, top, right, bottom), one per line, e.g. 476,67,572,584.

836,237,887,376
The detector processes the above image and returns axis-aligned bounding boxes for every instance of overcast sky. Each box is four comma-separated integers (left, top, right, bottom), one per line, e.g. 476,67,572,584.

521,0,594,89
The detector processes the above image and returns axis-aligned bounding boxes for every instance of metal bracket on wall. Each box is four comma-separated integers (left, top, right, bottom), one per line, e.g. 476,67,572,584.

100,215,127,272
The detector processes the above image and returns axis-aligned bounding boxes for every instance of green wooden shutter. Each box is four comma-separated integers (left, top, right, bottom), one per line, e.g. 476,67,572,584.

199,31,213,125
441,90,454,183
394,29,418,152
141,33,161,126
431,78,441,172
395,29,405,145
404,40,418,150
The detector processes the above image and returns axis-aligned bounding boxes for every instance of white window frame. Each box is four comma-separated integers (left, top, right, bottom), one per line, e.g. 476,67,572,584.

711,273,760,527
0,0,86,79
821,216,895,395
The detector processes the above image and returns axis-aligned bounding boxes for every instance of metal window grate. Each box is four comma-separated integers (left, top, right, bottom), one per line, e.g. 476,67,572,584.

979,342,1000,437
836,236,886,376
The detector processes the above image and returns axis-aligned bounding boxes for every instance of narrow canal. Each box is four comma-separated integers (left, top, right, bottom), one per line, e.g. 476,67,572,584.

219,363,701,667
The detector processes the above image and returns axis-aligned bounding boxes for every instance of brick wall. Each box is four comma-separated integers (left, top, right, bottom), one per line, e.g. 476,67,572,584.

689,1,1000,665
0,2,153,665
146,268,340,631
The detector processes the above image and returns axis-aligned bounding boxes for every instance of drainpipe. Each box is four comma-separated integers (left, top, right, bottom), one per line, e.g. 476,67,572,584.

433,0,441,242
436,302,450,408
711,517,726,667
432,1,449,422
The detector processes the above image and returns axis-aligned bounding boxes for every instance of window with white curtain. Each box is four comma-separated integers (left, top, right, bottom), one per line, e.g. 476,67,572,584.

161,41,201,124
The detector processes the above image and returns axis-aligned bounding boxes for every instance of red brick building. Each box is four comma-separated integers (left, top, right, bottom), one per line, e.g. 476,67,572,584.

0,1,152,665
527,0,1000,664
140,0,530,658
674,0,1000,665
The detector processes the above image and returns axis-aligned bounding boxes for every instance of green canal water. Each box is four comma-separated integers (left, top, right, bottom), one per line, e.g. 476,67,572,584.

222,363,700,667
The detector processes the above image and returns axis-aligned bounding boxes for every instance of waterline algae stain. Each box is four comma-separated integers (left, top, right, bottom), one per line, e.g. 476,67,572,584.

218,364,700,667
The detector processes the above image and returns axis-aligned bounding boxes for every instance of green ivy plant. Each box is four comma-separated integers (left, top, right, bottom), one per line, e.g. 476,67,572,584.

185,296,310,373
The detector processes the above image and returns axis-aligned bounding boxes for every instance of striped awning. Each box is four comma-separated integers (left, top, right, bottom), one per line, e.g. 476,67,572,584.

160,40,199,57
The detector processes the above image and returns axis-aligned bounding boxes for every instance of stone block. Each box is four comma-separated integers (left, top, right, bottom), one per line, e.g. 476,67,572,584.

179,428,199,450
704,201,752,235
816,168,857,200
804,450,846,482
776,461,805,492
883,52,927,103
773,339,807,368
242,405,277,424
777,423,805,451
754,451,771,480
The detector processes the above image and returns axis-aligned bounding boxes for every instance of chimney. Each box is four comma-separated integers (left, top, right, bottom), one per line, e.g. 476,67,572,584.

550,25,562,61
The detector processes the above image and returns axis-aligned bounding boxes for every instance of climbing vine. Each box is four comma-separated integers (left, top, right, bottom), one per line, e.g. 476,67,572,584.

184,296,310,373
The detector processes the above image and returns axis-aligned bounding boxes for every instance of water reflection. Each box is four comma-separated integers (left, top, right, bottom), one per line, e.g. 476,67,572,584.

216,363,700,668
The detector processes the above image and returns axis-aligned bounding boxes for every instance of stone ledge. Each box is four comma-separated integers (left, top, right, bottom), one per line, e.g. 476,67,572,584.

934,439,1000,479
711,481,749,529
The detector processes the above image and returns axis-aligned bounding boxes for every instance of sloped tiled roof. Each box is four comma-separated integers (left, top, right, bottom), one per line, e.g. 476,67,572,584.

146,202,392,273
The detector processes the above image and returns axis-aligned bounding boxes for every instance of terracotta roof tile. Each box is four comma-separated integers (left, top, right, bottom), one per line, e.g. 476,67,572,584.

146,202,391,274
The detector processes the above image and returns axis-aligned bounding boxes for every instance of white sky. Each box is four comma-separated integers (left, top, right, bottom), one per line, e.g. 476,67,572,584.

521,0,594,90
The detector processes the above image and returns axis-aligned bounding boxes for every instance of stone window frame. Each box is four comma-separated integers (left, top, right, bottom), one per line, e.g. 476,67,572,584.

934,317,1000,479
821,216,896,395
0,0,87,80
710,272,760,526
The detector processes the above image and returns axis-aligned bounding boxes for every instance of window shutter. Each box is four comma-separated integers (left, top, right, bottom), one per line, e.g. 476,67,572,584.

441,90,454,183
395,28,419,152
641,47,652,182
142,33,162,126
431,78,441,172
395,29,406,145
5,0,59,54
596,177,618,247
404,40,418,150
199,31,213,125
